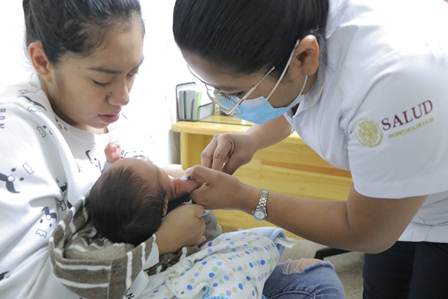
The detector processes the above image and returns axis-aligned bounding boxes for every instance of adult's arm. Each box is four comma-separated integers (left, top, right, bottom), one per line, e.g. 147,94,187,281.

188,166,425,253
238,182,425,253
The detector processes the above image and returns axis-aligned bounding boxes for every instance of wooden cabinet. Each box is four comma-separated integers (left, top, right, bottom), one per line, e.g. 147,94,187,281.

171,116,352,234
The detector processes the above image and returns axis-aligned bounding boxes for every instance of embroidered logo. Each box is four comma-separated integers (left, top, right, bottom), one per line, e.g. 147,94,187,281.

355,118,383,148
382,100,434,139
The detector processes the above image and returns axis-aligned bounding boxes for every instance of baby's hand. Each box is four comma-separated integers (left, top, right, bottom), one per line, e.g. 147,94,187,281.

104,143,121,163
156,204,206,253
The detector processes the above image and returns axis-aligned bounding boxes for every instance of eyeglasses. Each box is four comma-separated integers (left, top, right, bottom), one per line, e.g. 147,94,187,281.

188,43,298,115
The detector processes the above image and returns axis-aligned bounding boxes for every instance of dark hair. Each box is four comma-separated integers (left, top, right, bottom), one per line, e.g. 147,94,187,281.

173,0,329,77
23,0,143,64
86,165,166,246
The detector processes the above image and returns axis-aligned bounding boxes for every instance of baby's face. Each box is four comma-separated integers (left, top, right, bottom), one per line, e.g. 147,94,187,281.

109,158,173,215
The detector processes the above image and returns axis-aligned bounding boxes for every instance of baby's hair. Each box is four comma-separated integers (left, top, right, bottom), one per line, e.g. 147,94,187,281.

87,165,166,246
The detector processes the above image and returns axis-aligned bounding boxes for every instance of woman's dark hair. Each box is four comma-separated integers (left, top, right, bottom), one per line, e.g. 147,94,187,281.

173,0,329,76
86,166,166,246
23,0,143,64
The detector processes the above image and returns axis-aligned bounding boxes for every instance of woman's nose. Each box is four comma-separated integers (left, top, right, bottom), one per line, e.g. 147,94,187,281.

108,81,130,106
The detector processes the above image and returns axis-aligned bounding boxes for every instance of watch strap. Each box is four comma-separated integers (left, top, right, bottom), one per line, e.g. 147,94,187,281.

254,189,269,220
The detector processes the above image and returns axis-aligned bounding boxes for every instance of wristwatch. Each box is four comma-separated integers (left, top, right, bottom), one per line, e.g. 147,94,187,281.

253,189,269,221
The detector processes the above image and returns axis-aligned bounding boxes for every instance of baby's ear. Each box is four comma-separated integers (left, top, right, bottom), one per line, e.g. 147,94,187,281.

171,178,201,199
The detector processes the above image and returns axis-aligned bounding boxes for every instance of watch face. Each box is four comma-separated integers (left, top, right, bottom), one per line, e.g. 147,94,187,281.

254,210,265,220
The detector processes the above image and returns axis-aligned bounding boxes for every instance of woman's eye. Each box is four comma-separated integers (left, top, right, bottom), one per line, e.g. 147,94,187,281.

218,90,244,98
128,70,139,79
92,80,111,87
229,91,245,98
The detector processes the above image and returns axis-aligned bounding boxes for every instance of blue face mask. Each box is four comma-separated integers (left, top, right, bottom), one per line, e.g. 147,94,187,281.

232,75,308,124
232,93,302,124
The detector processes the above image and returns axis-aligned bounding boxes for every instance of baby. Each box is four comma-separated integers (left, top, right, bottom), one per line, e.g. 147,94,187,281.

53,144,288,299
86,143,221,250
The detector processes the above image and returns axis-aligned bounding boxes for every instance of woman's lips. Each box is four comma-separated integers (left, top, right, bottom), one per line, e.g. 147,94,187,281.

99,113,120,124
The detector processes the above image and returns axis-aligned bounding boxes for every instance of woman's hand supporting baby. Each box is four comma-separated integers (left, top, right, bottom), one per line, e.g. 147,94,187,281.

155,204,206,254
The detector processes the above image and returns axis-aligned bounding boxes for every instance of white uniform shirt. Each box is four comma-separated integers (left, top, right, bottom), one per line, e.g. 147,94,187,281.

286,0,448,242
0,80,159,299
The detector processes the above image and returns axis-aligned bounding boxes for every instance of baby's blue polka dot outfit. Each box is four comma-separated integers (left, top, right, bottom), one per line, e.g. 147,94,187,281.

144,227,287,299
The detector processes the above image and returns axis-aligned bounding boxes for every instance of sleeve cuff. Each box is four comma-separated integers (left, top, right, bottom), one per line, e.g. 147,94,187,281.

354,170,448,198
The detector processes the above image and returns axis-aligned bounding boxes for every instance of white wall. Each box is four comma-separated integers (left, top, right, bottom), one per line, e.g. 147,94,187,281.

132,1,194,164
0,1,193,165
0,2,31,87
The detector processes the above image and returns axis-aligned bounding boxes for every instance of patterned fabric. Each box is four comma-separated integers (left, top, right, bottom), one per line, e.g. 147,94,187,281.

146,210,222,276
0,92,160,299
49,197,287,299
139,228,287,299
49,199,156,299
49,199,223,299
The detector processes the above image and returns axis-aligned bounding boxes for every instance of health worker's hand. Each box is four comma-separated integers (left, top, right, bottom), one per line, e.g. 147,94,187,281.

187,166,253,211
155,204,206,254
171,176,201,199
201,133,258,174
